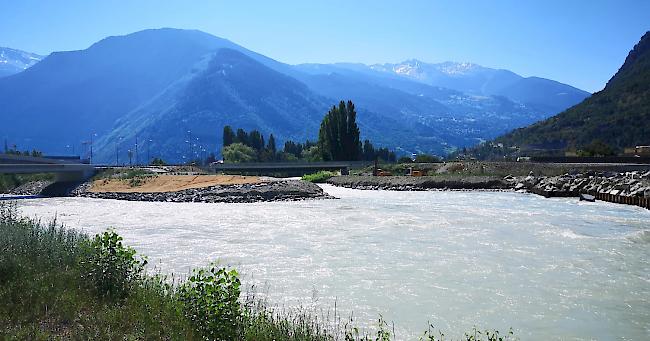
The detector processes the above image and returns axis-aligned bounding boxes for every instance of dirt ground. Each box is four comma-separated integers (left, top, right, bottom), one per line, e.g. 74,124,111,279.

89,175,260,193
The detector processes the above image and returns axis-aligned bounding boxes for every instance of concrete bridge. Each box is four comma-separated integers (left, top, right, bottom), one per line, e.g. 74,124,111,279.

1,154,97,195
208,161,371,176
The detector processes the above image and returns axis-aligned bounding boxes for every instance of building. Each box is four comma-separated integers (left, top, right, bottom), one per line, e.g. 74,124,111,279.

624,146,650,156
636,146,650,156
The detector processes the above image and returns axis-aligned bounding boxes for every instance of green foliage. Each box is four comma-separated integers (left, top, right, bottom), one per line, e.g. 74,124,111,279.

302,171,336,183
577,139,616,157
476,32,650,159
318,100,362,161
179,264,242,340
0,203,194,339
83,230,147,300
414,154,442,163
222,127,281,162
223,142,257,163
301,145,323,162
362,139,397,162
223,125,236,147
151,157,167,165
398,156,413,163
0,173,54,193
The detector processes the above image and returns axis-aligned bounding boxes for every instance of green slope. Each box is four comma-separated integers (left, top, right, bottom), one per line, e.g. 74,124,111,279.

488,31,650,156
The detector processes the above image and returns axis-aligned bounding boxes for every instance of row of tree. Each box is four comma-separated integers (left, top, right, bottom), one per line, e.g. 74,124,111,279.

221,100,397,163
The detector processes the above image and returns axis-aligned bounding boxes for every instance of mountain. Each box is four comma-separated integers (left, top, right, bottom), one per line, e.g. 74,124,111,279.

0,47,43,77
0,29,290,153
367,60,590,114
92,48,330,162
0,28,593,162
484,31,650,156
291,65,549,152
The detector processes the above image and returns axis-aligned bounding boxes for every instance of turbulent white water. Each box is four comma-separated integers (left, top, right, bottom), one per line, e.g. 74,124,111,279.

15,185,650,340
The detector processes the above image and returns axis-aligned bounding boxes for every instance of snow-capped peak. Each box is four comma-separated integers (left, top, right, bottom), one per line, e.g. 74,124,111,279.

0,47,44,77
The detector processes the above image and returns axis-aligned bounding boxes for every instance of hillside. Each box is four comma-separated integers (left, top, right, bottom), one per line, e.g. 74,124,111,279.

485,31,650,157
92,48,331,162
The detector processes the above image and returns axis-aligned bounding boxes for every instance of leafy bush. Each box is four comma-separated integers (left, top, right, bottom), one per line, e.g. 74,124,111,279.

83,230,147,299
223,142,257,163
302,171,336,183
179,264,242,340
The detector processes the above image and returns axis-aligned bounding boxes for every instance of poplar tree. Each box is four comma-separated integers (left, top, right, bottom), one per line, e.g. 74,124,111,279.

318,100,362,161
223,126,235,147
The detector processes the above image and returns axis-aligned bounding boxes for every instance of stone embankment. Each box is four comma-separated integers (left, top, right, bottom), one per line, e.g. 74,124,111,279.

508,171,650,207
8,180,54,195
326,175,511,191
71,180,332,203
328,172,650,209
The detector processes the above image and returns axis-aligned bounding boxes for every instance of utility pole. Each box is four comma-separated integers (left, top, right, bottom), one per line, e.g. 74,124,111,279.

147,139,152,165
135,135,139,166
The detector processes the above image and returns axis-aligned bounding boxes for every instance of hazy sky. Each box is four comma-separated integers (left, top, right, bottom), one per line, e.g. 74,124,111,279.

1,0,648,92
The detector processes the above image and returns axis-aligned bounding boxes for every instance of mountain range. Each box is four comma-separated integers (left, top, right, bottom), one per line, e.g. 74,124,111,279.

480,31,650,157
0,28,590,163
0,47,42,78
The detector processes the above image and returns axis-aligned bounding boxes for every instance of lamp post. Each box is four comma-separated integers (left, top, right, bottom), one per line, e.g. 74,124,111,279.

135,135,139,166
115,136,123,166
89,133,97,164
147,139,152,165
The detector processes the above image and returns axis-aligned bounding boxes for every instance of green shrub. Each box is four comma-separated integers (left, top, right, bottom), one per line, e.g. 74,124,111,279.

179,264,242,340
82,230,147,300
302,171,336,183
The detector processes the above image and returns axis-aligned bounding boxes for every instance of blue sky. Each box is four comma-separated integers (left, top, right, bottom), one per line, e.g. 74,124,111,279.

1,0,648,92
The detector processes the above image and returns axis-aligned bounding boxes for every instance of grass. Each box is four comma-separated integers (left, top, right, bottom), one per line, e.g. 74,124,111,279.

0,173,54,193
0,202,516,340
92,168,158,188
302,171,337,183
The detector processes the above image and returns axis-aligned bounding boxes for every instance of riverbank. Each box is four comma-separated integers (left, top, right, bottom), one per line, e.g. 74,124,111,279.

327,175,511,191
328,170,650,209
509,170,650,209
72,175,332,203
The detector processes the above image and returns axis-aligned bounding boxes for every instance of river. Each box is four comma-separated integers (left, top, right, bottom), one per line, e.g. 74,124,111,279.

15,185,650,340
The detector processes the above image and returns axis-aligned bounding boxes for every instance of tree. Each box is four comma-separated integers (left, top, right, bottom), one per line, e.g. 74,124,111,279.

235,129,248,146
222,143,256,163
579,139,616,157
414,154,440,163
363,139,375,161
301,146,322,162
283,140,303,158
267,134,276,154
151,157,166,166
223,126,235,147
318,100,362,161
248,130,265,151
266,134,277,161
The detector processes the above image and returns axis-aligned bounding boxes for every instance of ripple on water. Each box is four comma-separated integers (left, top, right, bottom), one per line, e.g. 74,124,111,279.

14,186,650,340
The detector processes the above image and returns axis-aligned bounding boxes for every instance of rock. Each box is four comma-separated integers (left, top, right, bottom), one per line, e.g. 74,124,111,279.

579,193,596,202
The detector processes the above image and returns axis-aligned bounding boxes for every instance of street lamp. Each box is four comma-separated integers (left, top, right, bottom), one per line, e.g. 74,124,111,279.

115,136,123,166
89,132,97,164
147,139,152,165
